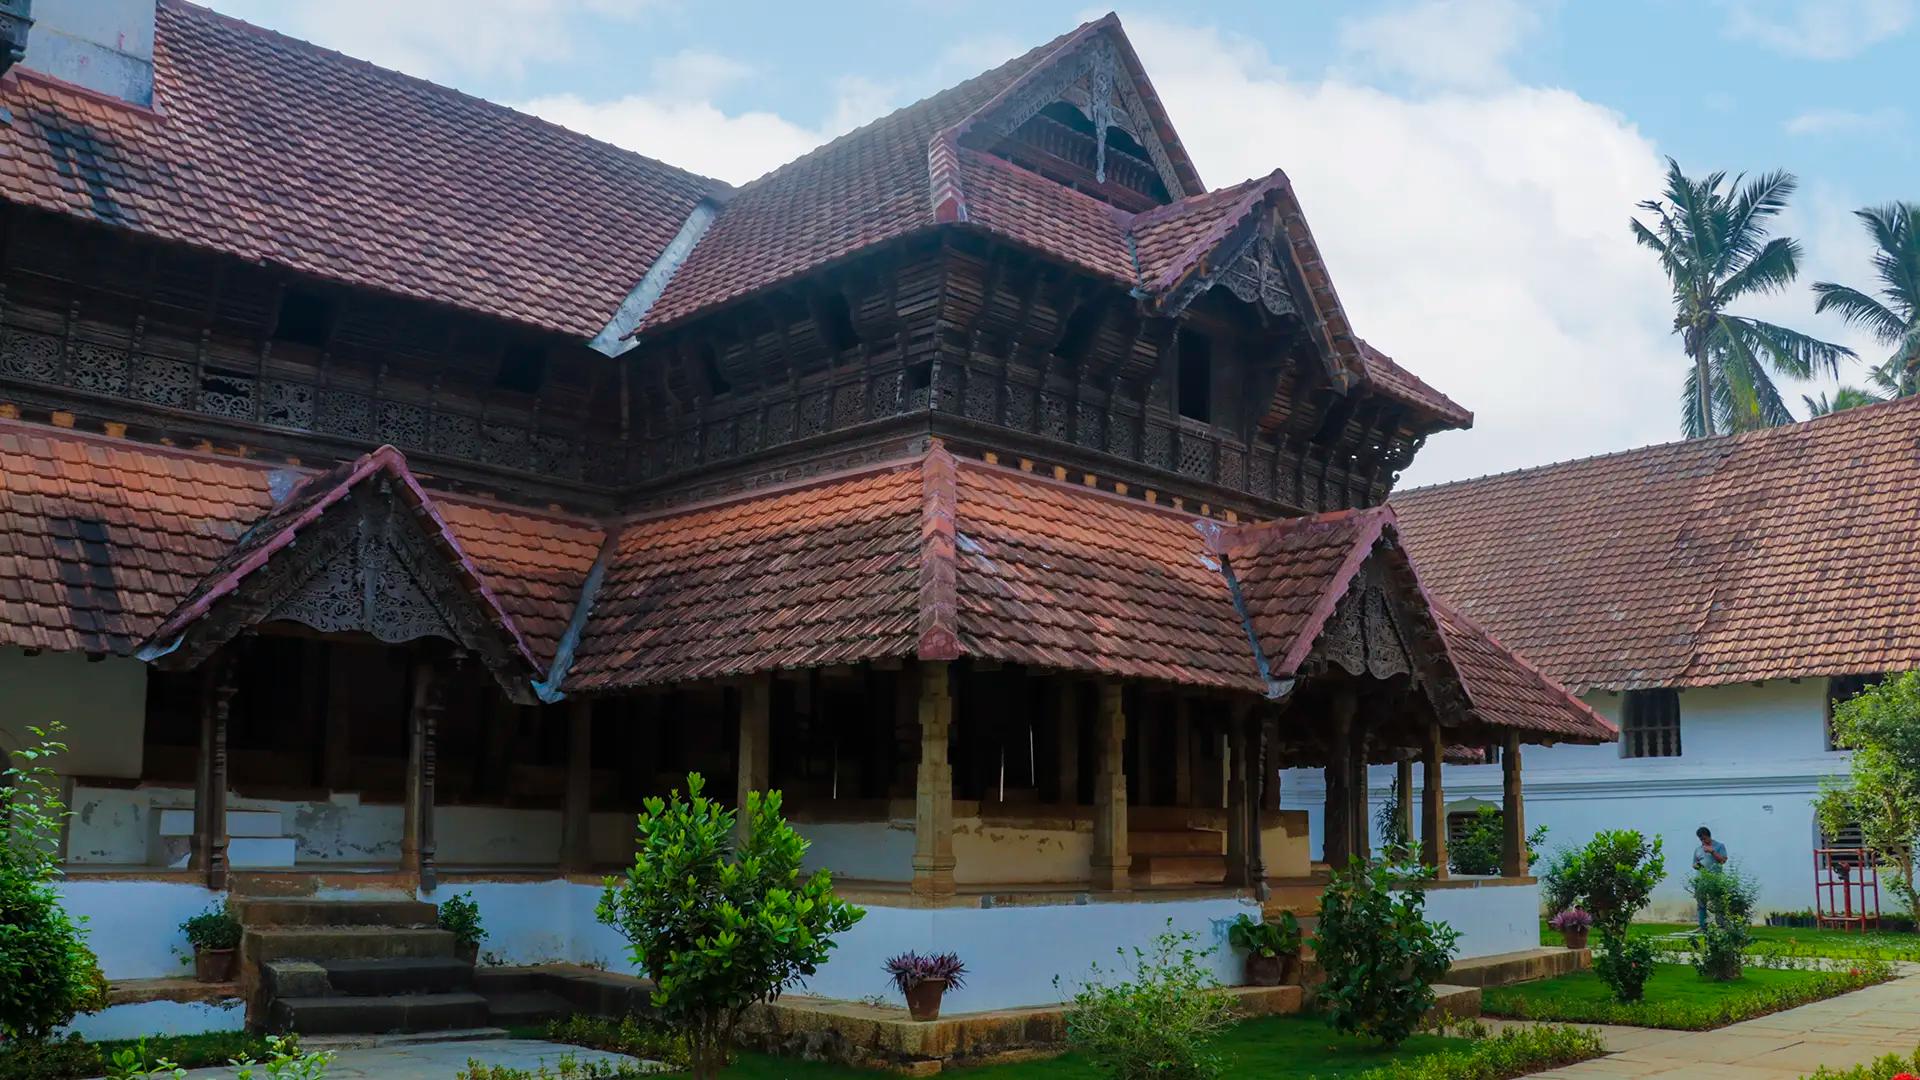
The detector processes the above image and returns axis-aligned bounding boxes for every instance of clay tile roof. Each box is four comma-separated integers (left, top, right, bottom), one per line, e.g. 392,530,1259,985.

1356,341,1473,427
0,419,596,665
1127,175,1271,287
1393,395,1920,692
0,0,724,338
1429,598,1617,742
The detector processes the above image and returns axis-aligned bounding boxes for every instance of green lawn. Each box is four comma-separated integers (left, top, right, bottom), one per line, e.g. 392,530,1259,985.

1541,921,1920,962
1485,962,1885,1030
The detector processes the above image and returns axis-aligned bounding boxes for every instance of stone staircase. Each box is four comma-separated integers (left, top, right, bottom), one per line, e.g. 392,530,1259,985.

235,897,570,1036
1130,828,1226,886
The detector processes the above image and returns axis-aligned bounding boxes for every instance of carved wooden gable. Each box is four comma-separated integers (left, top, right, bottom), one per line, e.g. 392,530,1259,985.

1304,545,1474,728
1162,218,1302,322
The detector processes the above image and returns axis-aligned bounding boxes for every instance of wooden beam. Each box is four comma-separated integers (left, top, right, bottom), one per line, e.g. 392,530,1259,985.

189,655,237,891
1090,679,1131,892
1225,708,1249,887
402,650,450,894
735,673,771,849
1501,731,1526,878
1421,723,1447,878
1323,690,1355,868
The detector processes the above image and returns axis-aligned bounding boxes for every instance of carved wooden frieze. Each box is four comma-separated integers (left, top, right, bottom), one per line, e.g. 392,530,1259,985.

1311,559,1417,682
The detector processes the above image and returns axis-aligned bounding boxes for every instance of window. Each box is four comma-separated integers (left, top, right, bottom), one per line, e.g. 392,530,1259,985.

1621,688,1682,758
272,288,334,347
1826,674,1884,751
493,344,547,395
1176,330,1212,422
698,343,731,397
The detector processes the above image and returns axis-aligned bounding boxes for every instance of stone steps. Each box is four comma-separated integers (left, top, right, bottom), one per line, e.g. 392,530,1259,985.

481,989,578,1028
245,926,458,964
323,957,475,996
269,991,493,1035
235,898,438,928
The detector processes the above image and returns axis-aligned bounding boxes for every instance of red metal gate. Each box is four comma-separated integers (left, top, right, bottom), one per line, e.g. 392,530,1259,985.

1814,846,1881,931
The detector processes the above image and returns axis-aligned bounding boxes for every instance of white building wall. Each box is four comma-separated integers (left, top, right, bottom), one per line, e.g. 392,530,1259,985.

1,647,148,779
1281,680,1850,921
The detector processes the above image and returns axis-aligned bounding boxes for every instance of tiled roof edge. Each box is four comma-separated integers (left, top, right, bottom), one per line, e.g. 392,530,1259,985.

534,525,623,702
916,439,962,661
599,196,725,352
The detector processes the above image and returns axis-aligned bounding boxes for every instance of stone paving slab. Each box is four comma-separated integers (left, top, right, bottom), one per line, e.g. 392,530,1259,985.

115,1038,653,1080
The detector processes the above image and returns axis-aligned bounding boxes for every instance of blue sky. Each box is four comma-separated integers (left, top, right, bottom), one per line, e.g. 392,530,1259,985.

205,0,1916,486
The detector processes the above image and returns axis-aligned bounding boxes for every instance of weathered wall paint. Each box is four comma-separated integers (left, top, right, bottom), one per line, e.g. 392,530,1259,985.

56,879,219,980
1,647,147,779
1424,879,1543,958
799,820,916,882
65,999,243,1042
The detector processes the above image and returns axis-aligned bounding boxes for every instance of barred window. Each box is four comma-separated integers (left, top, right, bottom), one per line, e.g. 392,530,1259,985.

1621,689,1682,758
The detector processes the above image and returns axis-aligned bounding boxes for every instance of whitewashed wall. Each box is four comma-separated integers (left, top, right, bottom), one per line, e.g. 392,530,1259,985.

1282,681,1849,920
1,647,147,779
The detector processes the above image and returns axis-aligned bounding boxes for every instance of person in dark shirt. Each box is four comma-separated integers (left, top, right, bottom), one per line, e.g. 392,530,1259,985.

1692,826,1728,930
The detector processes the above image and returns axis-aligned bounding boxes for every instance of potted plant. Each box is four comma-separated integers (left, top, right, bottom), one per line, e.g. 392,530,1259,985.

1227,912,1302,986
1548,907,1593,950
438,891,487,965
180,903,242,983
884,951,966,1021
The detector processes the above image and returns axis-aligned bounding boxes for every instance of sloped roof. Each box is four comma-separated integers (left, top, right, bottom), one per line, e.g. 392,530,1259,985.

0,0,724,338
1392,394,1920,692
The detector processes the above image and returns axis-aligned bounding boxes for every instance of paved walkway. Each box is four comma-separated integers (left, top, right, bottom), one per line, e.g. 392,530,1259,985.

1505,971,1920,1080
144,1038,653,1079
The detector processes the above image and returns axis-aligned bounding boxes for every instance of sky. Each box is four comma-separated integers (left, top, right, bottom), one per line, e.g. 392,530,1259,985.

202,0,1917,487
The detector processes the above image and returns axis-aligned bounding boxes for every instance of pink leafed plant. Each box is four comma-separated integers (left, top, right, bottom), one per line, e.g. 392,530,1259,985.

1549,908,1594,931
884,951,968,994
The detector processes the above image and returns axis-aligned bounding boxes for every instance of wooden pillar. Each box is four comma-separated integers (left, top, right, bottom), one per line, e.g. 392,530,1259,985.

561,698,593,873
1054,680,1079,805
1349,717,1371,861
189,656,237,891
1244,705,1268,897
1090,679,1131,892
1395,757,1415,856
1260,716,1281,812
912,663,957,899
1421,723,1448,878
1225,713,1249,887
1130,698,1153,807
1501,732,1526,878
1323,691,1355,868
1173,698,1194,807
735,674,771,848
403,650,451,893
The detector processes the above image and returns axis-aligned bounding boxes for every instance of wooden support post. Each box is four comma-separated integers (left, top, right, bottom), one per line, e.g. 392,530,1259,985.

1130,697,1153,807
1395,757,1415,856
1260,716,1281,812
1173,698,1193,807
561,698,593,874
403,651,450,894
189,657,237,891
735,674,771,848
1054,679,1079,805
1350,717,1371,861
1323,691,1355,868
912,663,957,900
1501,732,1526,878
1245,705,1268,897
1090,679,1131,892
1421,723,1447,878
1225,712,1249,887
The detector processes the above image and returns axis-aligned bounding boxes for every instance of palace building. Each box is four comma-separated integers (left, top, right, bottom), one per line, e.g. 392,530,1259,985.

0,0,1611,1036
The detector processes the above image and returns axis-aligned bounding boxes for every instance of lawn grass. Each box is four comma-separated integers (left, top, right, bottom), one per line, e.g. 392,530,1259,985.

1484,961,1889,1030
1540,920,1920,962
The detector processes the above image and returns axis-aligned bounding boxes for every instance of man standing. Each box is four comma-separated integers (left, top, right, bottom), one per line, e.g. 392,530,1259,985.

1693,826,1728,930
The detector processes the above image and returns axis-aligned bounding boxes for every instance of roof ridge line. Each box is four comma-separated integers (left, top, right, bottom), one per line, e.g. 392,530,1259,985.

1274,508,1394,676
916,439,962,661
533,525,624,703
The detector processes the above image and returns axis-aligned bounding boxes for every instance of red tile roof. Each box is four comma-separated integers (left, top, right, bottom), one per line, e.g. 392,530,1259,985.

1393,395,1920,691
1431,598,1618,743
0,0,723,338
0,420,597,664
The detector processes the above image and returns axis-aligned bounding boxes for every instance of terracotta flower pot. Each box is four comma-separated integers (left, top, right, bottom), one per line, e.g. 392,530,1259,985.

904,978,948,1021
1244,952,1286,987
1560,927,1589,950
457,940,480,966
195,946,236,983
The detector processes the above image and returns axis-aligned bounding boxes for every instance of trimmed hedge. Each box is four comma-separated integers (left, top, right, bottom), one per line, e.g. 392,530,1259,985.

1484,962,1894,1030
1335,1024,1605,1080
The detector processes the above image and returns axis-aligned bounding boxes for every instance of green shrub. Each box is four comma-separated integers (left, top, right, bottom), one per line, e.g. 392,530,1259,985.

595,773,863,1080
1542,830,1665,1001
437,891,488,950
1056,921,1236,1080
0,724,108,1043
1339,1024,1605,1080
1590,929,1656,1002
543,1014,689,1071
1804,1043,1920,1080
0,1032,287,1080
1688,865,1758,980
1315,858,1460,1047
1226,911,1301,958
179,904,242,952
0,1034,100,1080
1484,961,1893,1029
1447,807,1547,876
1815,671,1920,917
226,1034,333,1080
455,1052,649,1080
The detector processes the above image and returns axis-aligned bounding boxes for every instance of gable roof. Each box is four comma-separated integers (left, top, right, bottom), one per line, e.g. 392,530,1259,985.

1392,394,1920,692
0,0,724,338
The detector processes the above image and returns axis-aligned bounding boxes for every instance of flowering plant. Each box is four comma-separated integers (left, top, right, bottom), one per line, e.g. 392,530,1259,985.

1548,908,1594,931
884,951,967,994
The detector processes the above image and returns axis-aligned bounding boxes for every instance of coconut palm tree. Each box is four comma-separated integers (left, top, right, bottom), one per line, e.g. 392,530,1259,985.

1813,202,1920,399
1631,160,1855,437
1802,386,1883,417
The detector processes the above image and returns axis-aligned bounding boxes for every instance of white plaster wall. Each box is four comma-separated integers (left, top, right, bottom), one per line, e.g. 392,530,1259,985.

65,999,243,1042
1424,880,1542,958
954,818,1091,885
55,879,220,980
1,647,147,779
799,820,916,882
1283,681,1850,920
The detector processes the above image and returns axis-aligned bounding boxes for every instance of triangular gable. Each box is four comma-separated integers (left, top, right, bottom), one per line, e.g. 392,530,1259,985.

137,446,541,697
930,14,1204,223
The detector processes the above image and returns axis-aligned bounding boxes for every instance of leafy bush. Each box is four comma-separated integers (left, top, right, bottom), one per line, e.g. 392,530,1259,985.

883,951,967,994
1447,807,1547,876
1804,1042,1920,1080
1226,911,1301,958
227,1034,333,1080
0,1032,285,1080
0,724,108,1043
1315,858,1460,1047
1483,961,1893,1029
1816,672,1920,916
595,773,864,1080
1688,864,1758,980
1337,1024,1605,1080
0,1034,101,1080
1541,830,1665,1001
455,1052,649,1080
438,891,488,950
179,904,242,951
1591,929,1656,1002
102,1038,186,1080
1056,921,1236,1080
543,1014,689,1071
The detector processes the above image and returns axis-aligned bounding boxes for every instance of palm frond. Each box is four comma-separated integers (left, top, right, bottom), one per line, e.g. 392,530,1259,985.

1717,237,1802,302
1680,362,1710,438
1719,171,1798,275
1812,282,1907,343
1724,315,1856,380
1717,329,1794,429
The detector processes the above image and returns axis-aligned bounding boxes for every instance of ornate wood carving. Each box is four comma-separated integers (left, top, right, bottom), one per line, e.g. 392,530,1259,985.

1312,559,1417,682
188,656,236,890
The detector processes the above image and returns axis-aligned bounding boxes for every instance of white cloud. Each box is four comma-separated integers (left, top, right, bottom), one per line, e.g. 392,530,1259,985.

1723,0,1914,60
1783,106,1905,135
1337,0,1544,90
1123,15,1682,487
649,50,754,101
204,0,662,82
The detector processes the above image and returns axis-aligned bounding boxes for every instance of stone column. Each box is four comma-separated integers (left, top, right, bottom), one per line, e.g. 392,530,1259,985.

1322,692,1355,868
1054,679,1079,805
189,656,237,891
1421,723,1448,878
912,663,957,900
403,651,452,894
735,674,771,848
1090,679,1131,892
1225,712,1249,887
1173,698,1194,807
561,698,593,874
1501,732,1527,878
1395,757,1415,856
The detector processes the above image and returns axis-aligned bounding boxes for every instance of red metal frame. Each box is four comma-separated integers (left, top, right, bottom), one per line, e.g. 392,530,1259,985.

1814,847,1881,931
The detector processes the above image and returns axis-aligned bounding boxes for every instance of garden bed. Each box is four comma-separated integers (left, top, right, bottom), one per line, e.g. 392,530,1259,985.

1541,921,1920,963
1483,962,1893,1029
0,1030,279,1080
